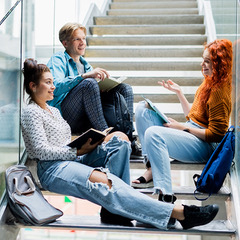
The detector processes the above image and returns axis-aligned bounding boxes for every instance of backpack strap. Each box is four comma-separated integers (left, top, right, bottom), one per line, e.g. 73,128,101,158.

194,190,211,201
13,176,36,196
193,174,212,201
193,174,200,187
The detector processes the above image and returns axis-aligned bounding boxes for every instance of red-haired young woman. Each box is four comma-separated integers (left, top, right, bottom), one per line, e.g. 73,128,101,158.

132,39,233,203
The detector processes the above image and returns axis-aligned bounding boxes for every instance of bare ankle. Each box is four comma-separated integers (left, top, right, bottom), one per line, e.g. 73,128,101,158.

171,205,185,221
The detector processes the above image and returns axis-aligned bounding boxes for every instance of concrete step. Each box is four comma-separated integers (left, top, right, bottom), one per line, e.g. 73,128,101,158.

107,70,203,86
87,57,202,71
113,0,197,2
133,102,183,113
130,158,204,170
137,186,231,201
107,8,199,16
94,15,204,25
85,45,204,58
87,35,207,46
35,216,235,237
89,24,205,35
132,86,197,103
110,2,198,9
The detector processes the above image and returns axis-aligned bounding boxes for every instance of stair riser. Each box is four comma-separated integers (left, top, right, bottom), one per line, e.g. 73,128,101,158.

134,94,195,103
133,114,186,122
90,25,205,35
87,36,207,46
108,9,199,15
89,62,202,71
94,16,204,25
85,48,203,58
113,0,197,2
110,2,198,9
124,77,202,86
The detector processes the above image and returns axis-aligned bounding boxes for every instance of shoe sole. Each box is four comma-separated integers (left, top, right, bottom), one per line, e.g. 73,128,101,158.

131,181,154,189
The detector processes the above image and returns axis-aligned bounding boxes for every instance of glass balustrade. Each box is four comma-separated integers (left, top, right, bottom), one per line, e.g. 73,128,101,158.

0,0,22,199
0,0,240,239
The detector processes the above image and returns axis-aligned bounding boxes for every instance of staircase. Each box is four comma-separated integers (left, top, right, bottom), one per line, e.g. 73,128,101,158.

85,0,236,238
2,0,237,239
86,0,204,124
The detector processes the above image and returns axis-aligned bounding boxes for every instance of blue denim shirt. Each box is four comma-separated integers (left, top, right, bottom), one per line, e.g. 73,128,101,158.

47,51,93,112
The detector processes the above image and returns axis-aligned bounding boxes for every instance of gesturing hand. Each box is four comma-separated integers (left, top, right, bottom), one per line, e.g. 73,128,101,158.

158,80,181,94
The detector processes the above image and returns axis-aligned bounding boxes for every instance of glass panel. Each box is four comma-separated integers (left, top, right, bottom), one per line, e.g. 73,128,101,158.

234,2,240,188
210,0,240,196
0,1,22,198
210,0,237,42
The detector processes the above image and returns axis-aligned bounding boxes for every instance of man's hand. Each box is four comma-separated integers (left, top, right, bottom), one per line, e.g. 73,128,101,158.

81,68,109,81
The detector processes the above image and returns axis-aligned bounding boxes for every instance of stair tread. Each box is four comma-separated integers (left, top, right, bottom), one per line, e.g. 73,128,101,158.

132,86,197,94
90,24,205,27
86,57,202,62
39,217,235,236
108,70,202,77
87,45,204,49
137,186,231,197
130,158,205,171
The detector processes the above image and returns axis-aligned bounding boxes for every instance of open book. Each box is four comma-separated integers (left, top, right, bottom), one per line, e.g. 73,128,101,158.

143,96,170,124
97,76,127,92
68,127,114,149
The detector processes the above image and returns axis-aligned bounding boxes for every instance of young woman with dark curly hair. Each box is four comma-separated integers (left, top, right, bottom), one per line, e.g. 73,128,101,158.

132,39,233,203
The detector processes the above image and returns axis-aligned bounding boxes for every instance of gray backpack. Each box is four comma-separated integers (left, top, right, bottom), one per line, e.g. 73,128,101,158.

5,165,63,225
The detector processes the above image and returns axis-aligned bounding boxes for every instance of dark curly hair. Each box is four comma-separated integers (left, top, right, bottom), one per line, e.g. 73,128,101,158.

22,58,50,102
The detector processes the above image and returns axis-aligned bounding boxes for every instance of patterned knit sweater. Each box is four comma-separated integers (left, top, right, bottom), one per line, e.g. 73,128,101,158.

187,82,232,143
21,102,77,161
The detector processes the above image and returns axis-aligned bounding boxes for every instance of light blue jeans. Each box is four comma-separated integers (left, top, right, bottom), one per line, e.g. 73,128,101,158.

135,101,216,195
37,135,174,229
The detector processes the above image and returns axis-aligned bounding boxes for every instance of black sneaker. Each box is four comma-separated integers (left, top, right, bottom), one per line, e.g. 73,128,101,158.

100,207,133,226
131,141,142,159
179,204,219,229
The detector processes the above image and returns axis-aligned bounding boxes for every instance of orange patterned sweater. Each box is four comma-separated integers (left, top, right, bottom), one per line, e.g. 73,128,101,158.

187,82,232,142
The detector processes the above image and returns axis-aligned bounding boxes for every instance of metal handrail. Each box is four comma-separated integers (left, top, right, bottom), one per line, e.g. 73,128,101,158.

0,0,21,26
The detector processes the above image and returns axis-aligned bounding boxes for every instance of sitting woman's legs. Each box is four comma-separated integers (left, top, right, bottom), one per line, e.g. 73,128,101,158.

81,132,131,184
37,159,174,229
144,125,214,194
61,78,108,133
135,101,164,156
37,159,218,230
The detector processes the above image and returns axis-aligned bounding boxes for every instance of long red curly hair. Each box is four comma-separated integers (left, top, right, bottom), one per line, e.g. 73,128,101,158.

199,39,233,103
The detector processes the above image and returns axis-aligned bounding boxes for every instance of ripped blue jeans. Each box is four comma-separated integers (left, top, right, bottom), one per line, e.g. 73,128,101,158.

37,135,174,229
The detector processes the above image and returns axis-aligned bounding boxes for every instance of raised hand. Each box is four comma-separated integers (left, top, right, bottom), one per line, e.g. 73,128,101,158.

158,79,182,94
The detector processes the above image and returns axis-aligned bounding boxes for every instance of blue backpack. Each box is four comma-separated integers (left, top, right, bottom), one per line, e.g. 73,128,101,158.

193,126,235,200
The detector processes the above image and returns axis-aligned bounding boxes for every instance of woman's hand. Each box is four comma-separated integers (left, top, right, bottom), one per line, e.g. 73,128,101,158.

77,138,102,155
159,79,191,116
81,68,109,81
164,118,185,131
158,80,182,94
